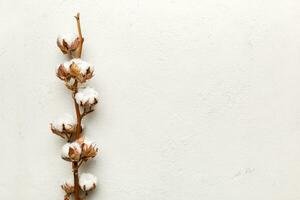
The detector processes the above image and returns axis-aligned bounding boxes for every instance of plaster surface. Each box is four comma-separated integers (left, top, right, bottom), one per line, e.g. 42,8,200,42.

0,0,300,199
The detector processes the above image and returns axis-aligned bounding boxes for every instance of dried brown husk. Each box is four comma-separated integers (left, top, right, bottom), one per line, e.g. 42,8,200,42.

70,63,94,83
61,183,74,194
57,37,80,55
81,143,98,161
50,123,76,141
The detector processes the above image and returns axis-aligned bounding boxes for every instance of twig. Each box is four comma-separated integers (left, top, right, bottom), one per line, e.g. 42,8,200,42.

75,13,84,58
82,108,94,118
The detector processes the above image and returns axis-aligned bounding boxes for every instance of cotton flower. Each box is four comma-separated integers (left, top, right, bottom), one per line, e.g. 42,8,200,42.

51,114,76,140
81,138,98,161
56,59,94,85
61,177,74,194
79,173,97,192
62,141,82,162
57,33,80,55
75,87,99,107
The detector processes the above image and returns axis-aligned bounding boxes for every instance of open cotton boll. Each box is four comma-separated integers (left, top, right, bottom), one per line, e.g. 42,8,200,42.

52,114,76,132
79,173,97,191
75,87,99,105
58,59,93,74
61,177,74,194
61,177,74,188
62,177,74,186
58,33,78,46
71,58,94,74
59,60,72,72
61,142,82,161
81,137,98,160
56,59,94,84
83,137,98,151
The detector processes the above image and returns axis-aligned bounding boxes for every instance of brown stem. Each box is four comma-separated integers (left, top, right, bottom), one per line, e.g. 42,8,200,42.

75,13,84,58
73,162,80,200
72,84,82,200
72,13,84,200
74,91,82,139
73,91,82,200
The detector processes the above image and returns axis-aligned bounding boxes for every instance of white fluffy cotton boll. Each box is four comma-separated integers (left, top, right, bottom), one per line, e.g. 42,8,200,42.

61,142,82,161
84,138,97,147
58,60,72,73
84,138,98,151
75,87,99,106
62,177,74,187
58,59,93,74
61,177,74,194
79,173,97,191
52,114,76,132
71,59,94,74
56,59,94,84
57,33,78,46
61,59,93,74
81,137,98,160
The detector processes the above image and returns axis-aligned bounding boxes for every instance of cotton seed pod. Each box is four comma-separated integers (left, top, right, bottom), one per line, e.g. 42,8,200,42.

57,34,80,55
62,142,82,162
69,60,94,83
50,114,76,140
56,59,94,85
79,173,97,192
56,63,71,82
61,179,74,194
75,87,99,108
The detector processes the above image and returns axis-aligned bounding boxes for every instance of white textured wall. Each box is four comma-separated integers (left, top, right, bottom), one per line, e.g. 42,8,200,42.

0,0,300,199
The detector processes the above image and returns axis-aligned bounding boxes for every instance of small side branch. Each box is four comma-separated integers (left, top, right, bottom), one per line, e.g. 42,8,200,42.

82,108,94,118
72,162,80,200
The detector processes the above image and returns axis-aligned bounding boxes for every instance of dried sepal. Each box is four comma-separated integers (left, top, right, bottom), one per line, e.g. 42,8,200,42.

57,64,70,81
74,137,98,161
82,106,95,117
81,139,98,161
